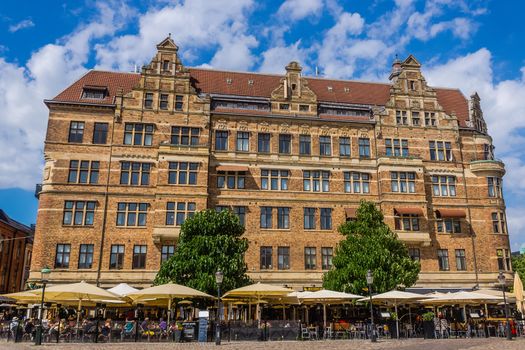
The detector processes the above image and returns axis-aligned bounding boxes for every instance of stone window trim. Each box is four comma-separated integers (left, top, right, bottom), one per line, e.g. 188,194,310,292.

144,92,154,109
215,130,229,151
260,206,273,229
496,248,511,271
260,246,273,270
168,162,198,185
68,121,85,143
437,217,462,234
171,126,199,146
339,137,351,157
236,131,250,152
166,202,196,226
299,134,311,155
320,208,332,230
68,160,99,184
279,134,292,154
175,95,184,111
394,213,420,231
261,169,289,191
343,171,370,194
116,202,148,227
54,243,71,269
455,249,467,271
303,170,330,192
488,177,503,198
124,123,154,146
304,247,317,270
425,112,437,126
429,141,453,161
437,249,449,271
63,200,96,226
391,171,416,193
160,245,175,264
109,244,125,270
358,137,371,158
159,93,169,110
93,122,109,144
120,161,151,186
78,244,94,269
396,110,408,125
385,138,409,157
321,247,333,270
303,207,316,230
217,171,246,189
277,246,290,270
408,248,420,262
491,212,507,234
257,132,271,153
432,175,457,197
132,245,147,269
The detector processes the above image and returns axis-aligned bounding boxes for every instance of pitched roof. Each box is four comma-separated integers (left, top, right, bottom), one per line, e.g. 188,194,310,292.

47,68,470,126
0,209,33,234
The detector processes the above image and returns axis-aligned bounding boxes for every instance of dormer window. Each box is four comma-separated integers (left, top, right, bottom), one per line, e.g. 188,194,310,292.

162,60,170,71
248,79,254,85
226,78,232,85
409,80,417,90
81,86,107,100
291,83,297,90
327,86,333,92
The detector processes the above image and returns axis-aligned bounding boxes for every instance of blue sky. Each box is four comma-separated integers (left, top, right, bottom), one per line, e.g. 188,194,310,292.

1,0,525,250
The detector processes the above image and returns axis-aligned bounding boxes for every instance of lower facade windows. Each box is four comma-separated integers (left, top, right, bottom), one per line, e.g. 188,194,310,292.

161,245,175,264
408,248,420,262
217,171,245,189
261,169,289,190
437,218,461,234
168,162,198,185
260,207,273,228
120,162,151,186
492,212,507,234
391,172,416,193
109,245,125,270
304,247,316,270
320,208,332,230
343,172,370,193
166,202,196,226
116,203,148,227
437,249,449,271
321,247,333,270
395,214,420,231
260,246,272,269
303,170,330,192
278,247,290,270
497,249,511,271
277,207,290,229
55,244,71,268
132,245,147,269
455,249,466,271
432,175,456,196
63,201,96,226
304,208,316,229
78,244,94,269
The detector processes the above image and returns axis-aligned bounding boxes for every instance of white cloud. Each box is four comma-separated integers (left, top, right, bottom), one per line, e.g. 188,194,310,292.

8,19,35,33
258,41,311,74
277,0,324,21
95,0,256,72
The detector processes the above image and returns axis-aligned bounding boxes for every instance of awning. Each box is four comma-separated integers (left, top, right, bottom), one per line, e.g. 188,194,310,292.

345,208,357,218
435,209,466,218
216,165,249,172
394,207,424,216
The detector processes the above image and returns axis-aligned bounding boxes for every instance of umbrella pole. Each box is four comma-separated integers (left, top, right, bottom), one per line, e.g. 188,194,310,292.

76,299,82,339
283,304,285,321
463,304,467,323
484,303,488,318
248,301,251,322
323,304,327,329
395,303,399,339
293,306,296,321
167,299,171,326
408,306,412,334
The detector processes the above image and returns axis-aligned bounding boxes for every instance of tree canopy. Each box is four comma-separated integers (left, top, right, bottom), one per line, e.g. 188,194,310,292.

323,201,420,294
154,209,251,295
512,253,525,283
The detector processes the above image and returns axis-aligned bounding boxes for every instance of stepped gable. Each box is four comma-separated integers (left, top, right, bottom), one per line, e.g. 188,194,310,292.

47,67,470,127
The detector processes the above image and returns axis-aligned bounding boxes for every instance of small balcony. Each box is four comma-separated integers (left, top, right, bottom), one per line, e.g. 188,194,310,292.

396,231,431,246
470,159,505,176
152,227,181,243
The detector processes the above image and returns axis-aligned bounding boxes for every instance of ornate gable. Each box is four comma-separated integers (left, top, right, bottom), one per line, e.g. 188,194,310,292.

468,92,487,133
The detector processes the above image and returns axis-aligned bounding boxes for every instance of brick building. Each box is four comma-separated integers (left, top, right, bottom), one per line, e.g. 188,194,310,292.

30,37,512,289
0,210,33,293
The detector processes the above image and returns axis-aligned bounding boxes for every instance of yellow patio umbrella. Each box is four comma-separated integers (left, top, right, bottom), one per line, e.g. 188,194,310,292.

126,283,213,325
31,281,120,332
2,289,44,303
223,282,292,324
514,273,525,315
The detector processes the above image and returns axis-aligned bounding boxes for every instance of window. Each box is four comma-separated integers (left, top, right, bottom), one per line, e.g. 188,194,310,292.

299,104,309,112
492,212,507,234
63,201,96,226
162,60,170,71
320,208,332,230
93,123,108,144
299,135,311,155
215,130,229,150
321,247,333,270
429,141,452,161
277,207,290,229
432,176,456,196
278,247,290,270
488,177,502,198
168,162,198,185
54,244,71,268
166,202,196,226
483,144,494,160
132,245,147,269
343,172,370,193
236,131,250,152
258,133,271,153
68,121,84,143
109,245,125,270
279,134,291,154
260,247,273,269
437,249,449,271
408,248,420,262
260,207,272,229
339,137,350,157
217,171,245,189
319,136,332,156
159,94,169,110
358,138,370,158
391,172,416,193
304,208,316,229
437,218,461,234
455,249,466,271
261,169,289,190
161,245,175,264
124,123,154,146
116,203,148,227
425,112,437,126
81,88,106,99
78,244,94,269
385,139,408,157
396,110,408,125
303,170,330,192
68,160,99,184
497,249,511,271
216,206,229,213
120,162,150,186
233,206,246,227
304,247,316,270
144,92,153,109
412,111,420,126
279,103,290,110
175,95,184,111
171,127,200,146
395,214,420,231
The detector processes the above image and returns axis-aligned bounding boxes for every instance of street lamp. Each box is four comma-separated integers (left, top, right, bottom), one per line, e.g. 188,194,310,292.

498,272,512,340
35,266,51,345
215,271,224,346
366,270,377,343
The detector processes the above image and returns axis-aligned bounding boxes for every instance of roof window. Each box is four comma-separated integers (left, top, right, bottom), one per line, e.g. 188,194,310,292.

81,86,107,100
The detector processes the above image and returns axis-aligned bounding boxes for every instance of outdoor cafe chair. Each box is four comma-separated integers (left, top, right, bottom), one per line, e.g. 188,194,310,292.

323,326,333,340
308,326,318,340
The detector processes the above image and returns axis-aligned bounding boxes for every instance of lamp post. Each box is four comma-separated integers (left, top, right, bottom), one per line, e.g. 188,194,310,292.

498,272,512,340
35,266,51,345
366,270,377,342
215,271,224,345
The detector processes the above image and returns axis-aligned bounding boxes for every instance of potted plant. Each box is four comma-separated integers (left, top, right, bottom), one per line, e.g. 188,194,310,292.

422,312,435,339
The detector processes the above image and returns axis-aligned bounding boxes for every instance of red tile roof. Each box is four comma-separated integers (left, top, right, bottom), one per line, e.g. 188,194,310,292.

48,68,470,127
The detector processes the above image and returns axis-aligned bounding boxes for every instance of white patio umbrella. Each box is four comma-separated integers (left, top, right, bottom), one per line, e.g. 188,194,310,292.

358,290,423,339
298,289,363,328
107,283,138,297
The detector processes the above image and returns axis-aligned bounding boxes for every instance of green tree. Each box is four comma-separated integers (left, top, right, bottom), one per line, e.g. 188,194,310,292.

512,253,525,282
323,201,420,294
155,209,251,294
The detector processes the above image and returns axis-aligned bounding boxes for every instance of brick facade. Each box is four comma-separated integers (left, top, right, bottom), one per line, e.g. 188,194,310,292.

30,38,512,289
